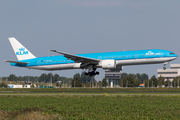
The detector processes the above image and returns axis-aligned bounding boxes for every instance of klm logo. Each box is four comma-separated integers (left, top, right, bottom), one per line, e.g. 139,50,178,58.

146,51,154,55
16,48,28,55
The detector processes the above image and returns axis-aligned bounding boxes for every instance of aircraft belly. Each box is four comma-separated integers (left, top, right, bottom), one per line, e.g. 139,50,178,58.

27,63,78,70
116,57,176,66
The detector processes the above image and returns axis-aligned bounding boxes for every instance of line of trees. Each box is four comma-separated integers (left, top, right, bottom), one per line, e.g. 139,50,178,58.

2,73,72,83
101,73,180,88
71,72,101,87
1,72,180,88
119,73,180,88
144,76,180,88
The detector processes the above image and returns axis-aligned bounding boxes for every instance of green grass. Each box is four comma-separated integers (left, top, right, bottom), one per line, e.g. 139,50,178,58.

0,95,180,119
1,92,180,95
1,88,180,92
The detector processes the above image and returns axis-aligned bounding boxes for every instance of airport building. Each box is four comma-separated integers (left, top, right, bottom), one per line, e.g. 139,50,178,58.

105,69,121,88
105,69,121,79
157,64,180,82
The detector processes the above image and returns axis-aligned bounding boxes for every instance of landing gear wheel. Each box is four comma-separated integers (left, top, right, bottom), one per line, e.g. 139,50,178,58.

91,71,95,75
163,67,166,70
85,68,99,76
85,72,88,76
88,72,93,77
96,71,99,75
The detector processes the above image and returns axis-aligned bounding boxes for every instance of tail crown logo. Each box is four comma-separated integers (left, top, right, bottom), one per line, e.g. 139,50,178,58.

19,48,25,51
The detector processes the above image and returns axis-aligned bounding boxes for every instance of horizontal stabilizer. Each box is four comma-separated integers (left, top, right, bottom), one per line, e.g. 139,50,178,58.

5,60,29,65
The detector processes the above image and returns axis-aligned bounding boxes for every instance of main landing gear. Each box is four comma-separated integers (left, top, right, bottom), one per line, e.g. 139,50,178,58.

85,68,99,77
163,62,168,70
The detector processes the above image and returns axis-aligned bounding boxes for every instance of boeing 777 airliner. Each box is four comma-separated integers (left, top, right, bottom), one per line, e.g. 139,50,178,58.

5,37,178,76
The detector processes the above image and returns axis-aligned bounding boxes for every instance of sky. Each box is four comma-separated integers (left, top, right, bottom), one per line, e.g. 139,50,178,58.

0,0,180,80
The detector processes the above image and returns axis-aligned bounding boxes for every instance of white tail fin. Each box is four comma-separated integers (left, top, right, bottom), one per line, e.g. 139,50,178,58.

9,37,36,60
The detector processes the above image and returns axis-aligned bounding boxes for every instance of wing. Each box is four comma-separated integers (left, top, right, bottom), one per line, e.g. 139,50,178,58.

50,50,100,64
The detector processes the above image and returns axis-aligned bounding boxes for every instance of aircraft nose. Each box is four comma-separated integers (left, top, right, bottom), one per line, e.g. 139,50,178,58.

173,54,178,60
175,54,178,58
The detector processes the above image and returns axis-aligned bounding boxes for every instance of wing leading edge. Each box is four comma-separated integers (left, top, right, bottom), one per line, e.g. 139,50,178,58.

50,50,100,64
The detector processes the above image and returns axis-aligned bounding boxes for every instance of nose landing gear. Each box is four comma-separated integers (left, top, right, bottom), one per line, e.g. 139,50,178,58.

163,62,168,70
163,67,166,70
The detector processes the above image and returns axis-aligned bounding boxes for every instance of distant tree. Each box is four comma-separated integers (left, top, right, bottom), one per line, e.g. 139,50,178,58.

135,73,141,80
71,75,81,87
150,75,158,87
172,76,180,87
98,81,102,87
164,78,170,87
140,73,149,83
134,78,141,87
80,72,87,83
120,76,140,87
8,74,16,81
39,73,47,82
46,73,53,83
157,76,165,87
144,80,148,87
17,76,23,81
23,76,28,81
128,74,135,78
2,77,8,81
74,73,81,80
120,73,128,79
80,72,91,83
127,76,135,87
102,78,107,87
59,76,72,83
53,74,59,83
120,77,126,87
120,73,148,85
0,82,7,88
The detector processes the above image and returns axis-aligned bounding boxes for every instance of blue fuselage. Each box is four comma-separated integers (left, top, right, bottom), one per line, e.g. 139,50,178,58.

10,49,178,70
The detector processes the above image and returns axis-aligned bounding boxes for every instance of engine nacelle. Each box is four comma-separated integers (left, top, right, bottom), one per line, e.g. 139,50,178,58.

73,63,81,69
102,60,116,69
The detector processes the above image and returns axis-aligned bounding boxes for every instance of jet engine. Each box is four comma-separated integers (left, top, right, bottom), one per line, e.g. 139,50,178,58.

102,60,116,69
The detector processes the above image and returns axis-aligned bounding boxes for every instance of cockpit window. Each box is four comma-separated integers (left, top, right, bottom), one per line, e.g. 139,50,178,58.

170,53,174,54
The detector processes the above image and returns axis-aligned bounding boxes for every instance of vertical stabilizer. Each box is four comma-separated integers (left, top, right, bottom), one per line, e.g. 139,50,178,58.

9,37,36,60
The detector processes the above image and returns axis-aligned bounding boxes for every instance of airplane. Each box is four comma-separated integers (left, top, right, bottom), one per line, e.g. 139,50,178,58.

5,37,178,76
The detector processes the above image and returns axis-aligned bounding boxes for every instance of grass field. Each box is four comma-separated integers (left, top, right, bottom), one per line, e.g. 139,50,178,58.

1,88,180,92
1,92,180,96
0,95,180,119
1,88,180,119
